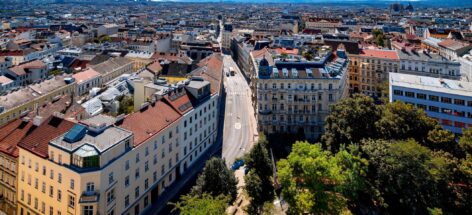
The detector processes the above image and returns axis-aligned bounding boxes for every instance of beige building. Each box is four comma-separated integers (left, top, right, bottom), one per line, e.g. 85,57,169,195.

254,48,349,140
0,75,77,127
90,57,134,84
16,54,223,215
348,49,400,97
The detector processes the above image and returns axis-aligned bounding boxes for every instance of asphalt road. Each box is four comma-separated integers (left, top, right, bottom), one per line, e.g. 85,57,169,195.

221,55,258,166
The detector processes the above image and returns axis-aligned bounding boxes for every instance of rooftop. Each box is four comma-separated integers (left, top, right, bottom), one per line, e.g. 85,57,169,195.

50,115,132,153
0,75,74,112
390,73,472,97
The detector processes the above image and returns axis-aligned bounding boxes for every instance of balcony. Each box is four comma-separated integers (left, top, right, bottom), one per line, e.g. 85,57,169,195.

80,191,99,203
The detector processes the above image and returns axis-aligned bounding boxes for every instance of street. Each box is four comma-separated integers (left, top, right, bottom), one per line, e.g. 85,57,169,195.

221,55,258,166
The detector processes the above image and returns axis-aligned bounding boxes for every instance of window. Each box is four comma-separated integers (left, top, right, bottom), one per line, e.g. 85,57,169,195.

57,190,62,202
107,189,115,204
136,153,140,163
70,179,75,189
429,106,439,112
86,182,95,192
393,90,403,96
58,173,62,183
145,161,149,172
454,99,465,106
49,186,54,197
125,160,130,171
429,95,439,101
135,168,140,179
125,175,130,187
108,172,114,184
145,179,149,190
125,195,130,207
42,182,46,193
441,97,452,104
83,205,93,215
68,195,75,209
405,91,415,97
135,186,140,198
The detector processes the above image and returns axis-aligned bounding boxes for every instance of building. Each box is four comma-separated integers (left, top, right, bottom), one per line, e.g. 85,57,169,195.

90,57,134,84
437,39,472,61
389,73,472,134
72,68,102,96
5,60,48,86
459,52,472,82
16,54,223,215
255,47,349,140
348,49,400,96
221,23,233,50
0,75,76,126
304,18,342,33
97,24,119,37
398,49,461,80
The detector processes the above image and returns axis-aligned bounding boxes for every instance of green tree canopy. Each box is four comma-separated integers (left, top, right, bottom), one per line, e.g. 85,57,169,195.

322,94,381,151
361,139,448,214
191,157,238,202
170,193,228,215
277,141,367,214
244,135,275,214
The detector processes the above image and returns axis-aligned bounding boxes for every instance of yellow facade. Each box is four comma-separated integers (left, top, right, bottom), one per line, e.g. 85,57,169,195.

0,82,76,127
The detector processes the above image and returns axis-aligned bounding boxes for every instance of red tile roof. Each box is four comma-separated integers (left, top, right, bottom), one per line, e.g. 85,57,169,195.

0,119,35,157
18,116,75,158
163,91,194,115
120,101,181,147
359,49,399,60
146,61,163,75
194,54,223,95
73,68,101,84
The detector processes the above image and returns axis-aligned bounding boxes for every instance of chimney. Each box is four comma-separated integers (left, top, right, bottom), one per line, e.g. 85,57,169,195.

33,116,43,126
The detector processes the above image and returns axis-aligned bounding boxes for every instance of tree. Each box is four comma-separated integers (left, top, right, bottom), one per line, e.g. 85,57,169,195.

361,139,446,214
170,193,228,215
191,157,238,202
277,141,367,214
459,127,472,155
244,135,275,214
322,94,381,151
427,127,456,153
118,96,134,114
375,101,438,143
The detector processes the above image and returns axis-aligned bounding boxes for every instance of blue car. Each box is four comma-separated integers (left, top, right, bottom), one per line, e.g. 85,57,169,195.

231,159,244,170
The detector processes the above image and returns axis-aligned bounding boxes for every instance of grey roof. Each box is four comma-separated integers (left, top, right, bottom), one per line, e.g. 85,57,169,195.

50,122,132,154
398,50,460,64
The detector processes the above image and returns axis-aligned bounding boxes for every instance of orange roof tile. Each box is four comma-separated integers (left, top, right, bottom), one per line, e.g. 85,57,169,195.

120,101,181,147
73,68,101,84
18,116,75,158
0,119,34,157
359,49,399,60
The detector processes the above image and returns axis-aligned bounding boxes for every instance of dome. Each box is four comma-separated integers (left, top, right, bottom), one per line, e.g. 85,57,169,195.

259,57,269,67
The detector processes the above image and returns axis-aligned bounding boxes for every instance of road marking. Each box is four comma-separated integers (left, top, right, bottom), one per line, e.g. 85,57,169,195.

234,123,241,129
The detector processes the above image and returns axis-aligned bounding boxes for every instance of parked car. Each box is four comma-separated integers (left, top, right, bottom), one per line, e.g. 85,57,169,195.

231,159,244,170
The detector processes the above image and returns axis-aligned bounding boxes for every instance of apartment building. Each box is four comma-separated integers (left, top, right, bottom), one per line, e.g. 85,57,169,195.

0,75,77,126
72,68,102,96
16,54,223,215
348,49,399,97
304,18,342,33
398,49,461,80
460,52,472,82
221,23,233,50
389,73,472,134
90,57,134,84
255,48,349,140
